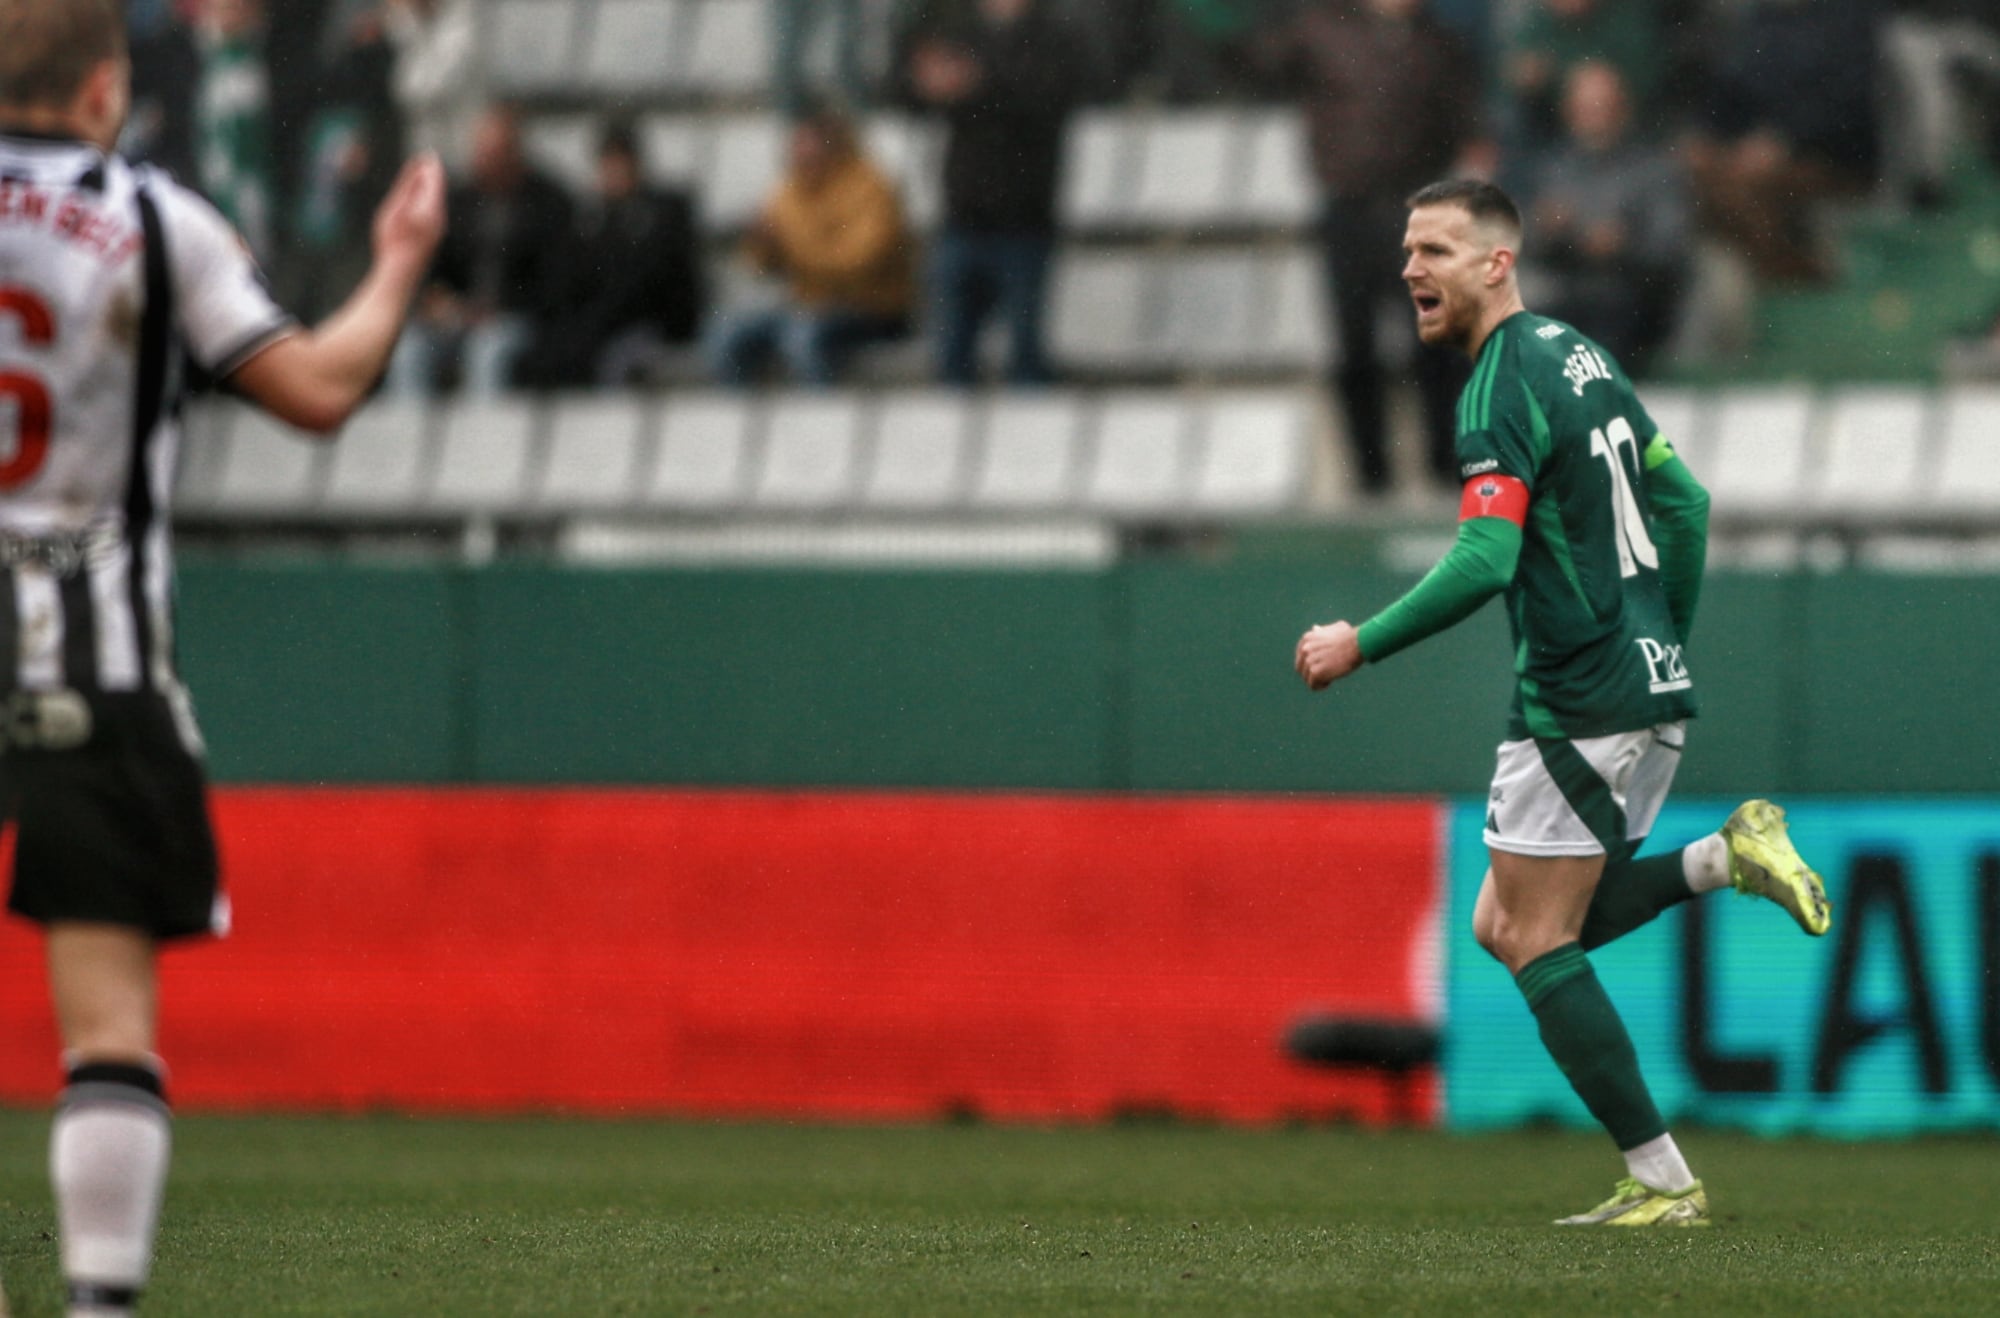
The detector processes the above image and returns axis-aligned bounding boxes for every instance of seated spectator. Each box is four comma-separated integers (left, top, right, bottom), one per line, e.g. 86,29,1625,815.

1500,0,1662,165
195,0,276,259
285,3,406,320
1682,0,1880,284
384,0,480,169
1522,62,1690,375
530,120,706,387
389,104,572,396
708,109,914,388
1882,0,2000,208
894,0,1091,386
125,0,202,181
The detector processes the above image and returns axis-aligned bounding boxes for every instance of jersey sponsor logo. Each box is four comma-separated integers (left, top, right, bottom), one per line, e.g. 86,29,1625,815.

1562,342,1613,396
1635,637,1691,693
1458,472,1529,526
1461,457,1500,478
1536,323,1566,339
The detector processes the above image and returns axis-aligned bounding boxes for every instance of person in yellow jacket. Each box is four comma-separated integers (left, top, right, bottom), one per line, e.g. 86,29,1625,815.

710,108,915,386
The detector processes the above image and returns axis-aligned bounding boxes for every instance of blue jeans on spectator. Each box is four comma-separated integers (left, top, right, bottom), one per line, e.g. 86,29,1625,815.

709,305,909,387
387,314,533,397
929,229,1055,387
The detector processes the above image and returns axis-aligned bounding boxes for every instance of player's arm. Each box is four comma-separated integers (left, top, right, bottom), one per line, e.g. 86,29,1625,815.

1296,476,1526,690
231,155,447,435
1640,434,1710,641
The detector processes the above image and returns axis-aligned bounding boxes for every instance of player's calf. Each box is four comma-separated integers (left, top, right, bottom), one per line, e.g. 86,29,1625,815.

53,1058,171,1318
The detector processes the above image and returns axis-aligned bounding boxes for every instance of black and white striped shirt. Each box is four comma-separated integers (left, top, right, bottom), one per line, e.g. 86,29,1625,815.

0,132,291,705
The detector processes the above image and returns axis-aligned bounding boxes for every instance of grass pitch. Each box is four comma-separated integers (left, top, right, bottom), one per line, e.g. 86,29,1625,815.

0,1112,1992,1316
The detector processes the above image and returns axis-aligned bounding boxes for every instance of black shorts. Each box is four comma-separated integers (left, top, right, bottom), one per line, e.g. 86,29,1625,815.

1,688,223,940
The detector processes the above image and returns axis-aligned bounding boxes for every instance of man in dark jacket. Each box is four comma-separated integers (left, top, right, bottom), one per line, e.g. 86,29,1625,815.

389,102,572,394
531,119,704,387
896,0,1091,385
1256,0,1485,493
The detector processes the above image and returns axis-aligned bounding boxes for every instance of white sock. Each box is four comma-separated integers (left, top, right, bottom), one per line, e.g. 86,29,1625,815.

51,1065,172,1312
1682,832,1731,894
1623,1132,1696,1193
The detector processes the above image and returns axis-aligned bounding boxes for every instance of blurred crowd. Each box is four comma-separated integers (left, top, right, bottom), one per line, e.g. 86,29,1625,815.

120,0,2000,488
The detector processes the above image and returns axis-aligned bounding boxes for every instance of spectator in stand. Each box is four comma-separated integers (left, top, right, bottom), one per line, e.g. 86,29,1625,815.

895,0,1091,387
709,108,914,387
1882,0,2000,208
1253,0,1486,493
389,104,572,395
125,0,202,181
533,120,705,387
285,3,407,320
1500,0,1663,164
384,0,480,168
1683,0,1881,284
772,0,870,116
1521,61,1690,375
1148,0,1274,102
195,0,275,258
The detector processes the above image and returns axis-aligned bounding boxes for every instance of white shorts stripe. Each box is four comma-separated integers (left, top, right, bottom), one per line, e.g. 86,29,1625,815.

1483,721,1686,858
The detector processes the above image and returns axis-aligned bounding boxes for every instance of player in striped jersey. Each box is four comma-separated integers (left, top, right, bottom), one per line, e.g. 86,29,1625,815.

0,3,444,1312
1295,179,1831,1227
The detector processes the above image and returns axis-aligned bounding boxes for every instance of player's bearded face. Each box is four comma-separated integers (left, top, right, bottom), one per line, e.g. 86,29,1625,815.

1402,205,1496,351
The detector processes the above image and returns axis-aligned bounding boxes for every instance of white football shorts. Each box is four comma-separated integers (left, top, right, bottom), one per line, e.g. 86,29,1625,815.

1482,721,1686,859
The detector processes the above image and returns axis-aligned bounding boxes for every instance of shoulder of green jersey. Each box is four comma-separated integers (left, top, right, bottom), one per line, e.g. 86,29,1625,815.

1535,321,1566,339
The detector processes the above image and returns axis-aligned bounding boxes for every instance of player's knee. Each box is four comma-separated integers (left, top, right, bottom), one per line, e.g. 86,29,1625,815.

1471,902,1504,962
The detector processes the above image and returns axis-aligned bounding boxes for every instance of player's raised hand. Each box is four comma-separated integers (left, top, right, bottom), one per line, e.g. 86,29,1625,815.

372,153,448,272
1295,621,1363,691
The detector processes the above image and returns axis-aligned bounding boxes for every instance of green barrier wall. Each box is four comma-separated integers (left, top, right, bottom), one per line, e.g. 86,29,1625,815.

173,559,2000,794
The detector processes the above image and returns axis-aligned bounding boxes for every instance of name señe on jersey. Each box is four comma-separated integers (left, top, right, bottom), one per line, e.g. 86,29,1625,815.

0,179,139,264
1562,342,1612,397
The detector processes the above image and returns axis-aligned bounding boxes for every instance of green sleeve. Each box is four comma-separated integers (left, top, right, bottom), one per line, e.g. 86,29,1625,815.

1642,436,1710,642
1355,517,1522,664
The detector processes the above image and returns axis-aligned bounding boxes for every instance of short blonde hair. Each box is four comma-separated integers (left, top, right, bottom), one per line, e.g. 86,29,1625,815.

0,0,124,112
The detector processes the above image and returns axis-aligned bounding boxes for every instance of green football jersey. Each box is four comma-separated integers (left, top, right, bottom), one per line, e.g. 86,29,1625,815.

1456,311,1699,740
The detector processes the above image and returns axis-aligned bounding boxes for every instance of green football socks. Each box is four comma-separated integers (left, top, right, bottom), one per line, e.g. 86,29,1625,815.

1514,943,1667,1151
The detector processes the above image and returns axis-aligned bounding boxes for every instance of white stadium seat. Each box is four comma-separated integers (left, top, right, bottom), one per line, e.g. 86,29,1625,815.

172,399,236,516
210,407,330,514
321,400,434,516
1083,393,1191,513
1704,387,1814,514
1131,113,1238,230
425,398,541,513
1059,110,1140,231
1049,251,1151,371
539,394,651,511
754,395,865,509
648,392,756,509
970,392,1086,509
863,391,975,509
1814,387,1930,512
1238,111,1316,229
682,0,771,98
1263,247,1332,368
487,0,583,95
1934,386,2000,511
1634,386,1704,472
1189,390,1312,514
1155,252,1265,370
700,114,786,229
582,0,687,95
638,114,708,188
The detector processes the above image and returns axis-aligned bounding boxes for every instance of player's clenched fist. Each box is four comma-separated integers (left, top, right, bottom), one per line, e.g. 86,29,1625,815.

1295,621,1363,691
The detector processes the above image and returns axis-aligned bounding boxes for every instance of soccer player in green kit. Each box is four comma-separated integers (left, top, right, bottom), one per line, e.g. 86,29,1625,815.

1295,179,1833,1227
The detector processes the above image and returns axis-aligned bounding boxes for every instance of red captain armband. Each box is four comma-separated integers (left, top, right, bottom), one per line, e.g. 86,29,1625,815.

1458,473,1530,526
